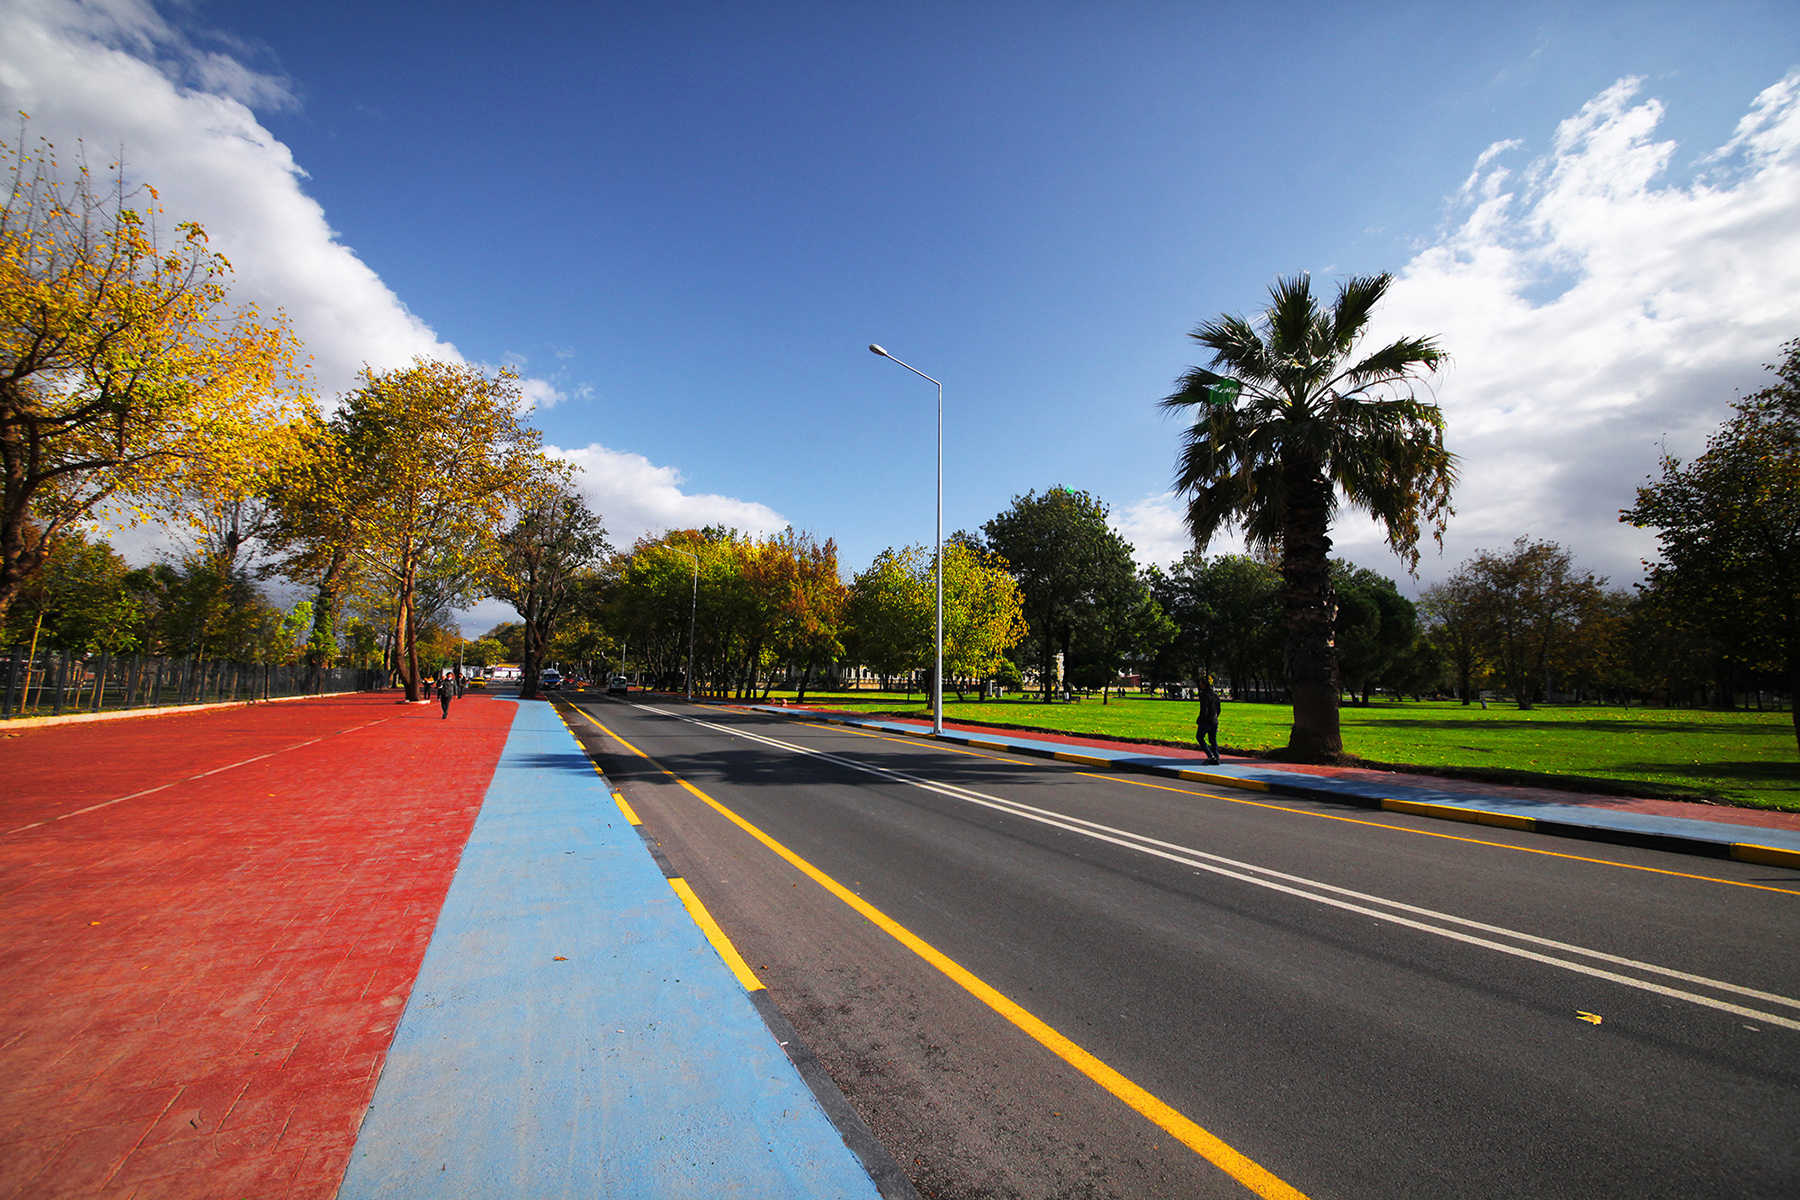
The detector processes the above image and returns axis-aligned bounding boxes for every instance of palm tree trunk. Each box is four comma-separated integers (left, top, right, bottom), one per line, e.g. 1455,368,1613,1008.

1281,457,1342,759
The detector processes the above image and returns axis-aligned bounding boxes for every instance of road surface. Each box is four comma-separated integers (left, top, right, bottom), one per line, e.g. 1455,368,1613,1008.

562,695,1800,1200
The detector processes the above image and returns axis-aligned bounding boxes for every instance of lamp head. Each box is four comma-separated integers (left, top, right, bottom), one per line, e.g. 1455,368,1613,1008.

869,344,889,357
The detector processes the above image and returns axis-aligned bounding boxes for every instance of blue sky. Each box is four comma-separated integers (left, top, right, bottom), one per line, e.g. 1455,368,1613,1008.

5,0,1800,631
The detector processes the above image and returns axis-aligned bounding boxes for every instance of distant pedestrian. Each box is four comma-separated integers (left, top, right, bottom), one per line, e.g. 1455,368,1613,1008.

454,670,465,698
436,670,454,719
1196,676,1221,765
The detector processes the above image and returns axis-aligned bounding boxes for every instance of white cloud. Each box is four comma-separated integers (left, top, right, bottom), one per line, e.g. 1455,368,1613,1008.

550,443,789,548
1355,71,1800,589
1110,493,1196,569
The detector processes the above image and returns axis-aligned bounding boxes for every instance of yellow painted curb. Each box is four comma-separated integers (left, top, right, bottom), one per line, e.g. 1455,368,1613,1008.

1731,843,1800,870
1177,770,1271,792
1381,798,1535,832
1053,751,1111,768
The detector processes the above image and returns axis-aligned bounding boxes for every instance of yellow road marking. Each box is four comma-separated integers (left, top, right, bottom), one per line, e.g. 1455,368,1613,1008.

672,774,1310,1200
613,792,641,825
564,704,677,776
669,877,764,992
1083,773,1800,897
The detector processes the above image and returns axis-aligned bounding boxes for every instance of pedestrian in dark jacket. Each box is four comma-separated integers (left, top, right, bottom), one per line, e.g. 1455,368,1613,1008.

1196,676,1221,765
436,670,455,719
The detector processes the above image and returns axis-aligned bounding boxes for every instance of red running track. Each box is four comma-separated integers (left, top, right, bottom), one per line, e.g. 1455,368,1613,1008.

0,691,516,1199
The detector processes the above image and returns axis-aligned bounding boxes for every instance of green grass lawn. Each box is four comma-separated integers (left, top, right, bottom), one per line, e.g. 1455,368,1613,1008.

758,689,1800,812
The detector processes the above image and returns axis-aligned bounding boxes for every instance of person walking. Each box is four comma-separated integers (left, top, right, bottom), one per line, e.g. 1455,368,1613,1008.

436,669,455,719
1196,675,1222,765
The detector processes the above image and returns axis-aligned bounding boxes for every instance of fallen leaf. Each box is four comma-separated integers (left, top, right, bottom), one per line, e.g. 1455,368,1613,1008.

1576,1011,1602,1025
553,956,568,961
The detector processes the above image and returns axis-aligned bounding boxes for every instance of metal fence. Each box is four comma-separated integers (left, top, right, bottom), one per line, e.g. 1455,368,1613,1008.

0,651,384,721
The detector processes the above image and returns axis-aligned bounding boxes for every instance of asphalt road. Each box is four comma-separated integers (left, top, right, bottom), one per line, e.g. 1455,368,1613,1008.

560,695,1800,1200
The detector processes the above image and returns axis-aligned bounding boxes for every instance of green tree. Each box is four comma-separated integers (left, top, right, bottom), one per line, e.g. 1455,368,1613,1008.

843,546,931,691
1163,273,1452,758
1419,575,1486,704
488,482,608,699
1458,539,1606,710
1623,337,1800,748
1,531,140,653
1333,562,1418,705
981,487,1139,703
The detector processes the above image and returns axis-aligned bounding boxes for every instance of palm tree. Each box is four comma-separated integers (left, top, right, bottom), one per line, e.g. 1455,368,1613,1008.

1163,273,1454,759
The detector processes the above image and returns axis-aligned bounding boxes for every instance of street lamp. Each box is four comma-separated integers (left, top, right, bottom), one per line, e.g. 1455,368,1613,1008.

869,343,943,737
670,547,699,701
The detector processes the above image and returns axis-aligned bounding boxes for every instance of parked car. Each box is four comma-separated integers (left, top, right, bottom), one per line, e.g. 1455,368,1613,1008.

540,669,562,689
607,675,629,695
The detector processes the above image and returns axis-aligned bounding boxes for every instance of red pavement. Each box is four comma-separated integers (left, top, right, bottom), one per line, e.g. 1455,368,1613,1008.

783,704,1800,835
0,691,516,1200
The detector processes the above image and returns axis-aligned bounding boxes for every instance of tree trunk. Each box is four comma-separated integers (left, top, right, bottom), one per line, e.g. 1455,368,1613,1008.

1280,456,1342,759
400,557,422,701
1790,653,1799,758
519,587,542,699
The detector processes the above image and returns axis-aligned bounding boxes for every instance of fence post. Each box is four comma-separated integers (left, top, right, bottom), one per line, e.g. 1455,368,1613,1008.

2,648,18,719
52,654,69,716
92,654,109,713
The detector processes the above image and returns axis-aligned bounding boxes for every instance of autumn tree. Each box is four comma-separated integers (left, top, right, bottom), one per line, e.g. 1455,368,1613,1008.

336,360,546,700
0,124,304,624
940,542,1029,699
262,413,370,688
488,481,608,699
746,529,848,702
845,542,1027,699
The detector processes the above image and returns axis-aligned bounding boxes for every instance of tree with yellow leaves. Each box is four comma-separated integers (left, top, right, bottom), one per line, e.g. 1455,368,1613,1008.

335,359,549,700
0,122,304,624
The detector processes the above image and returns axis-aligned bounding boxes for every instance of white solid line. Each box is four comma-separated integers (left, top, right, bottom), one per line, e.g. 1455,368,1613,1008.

634,701,1800,1033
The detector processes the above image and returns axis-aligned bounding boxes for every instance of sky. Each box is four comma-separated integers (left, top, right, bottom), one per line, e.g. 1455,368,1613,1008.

4,0,1799,635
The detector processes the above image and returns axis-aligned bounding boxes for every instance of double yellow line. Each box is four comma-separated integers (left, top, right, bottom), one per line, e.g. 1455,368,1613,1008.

563,702,1309,1200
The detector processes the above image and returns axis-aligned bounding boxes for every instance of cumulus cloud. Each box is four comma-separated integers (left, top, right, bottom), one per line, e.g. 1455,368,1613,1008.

1367,70,1800,587
1133,71,1800,590
551,443,789,548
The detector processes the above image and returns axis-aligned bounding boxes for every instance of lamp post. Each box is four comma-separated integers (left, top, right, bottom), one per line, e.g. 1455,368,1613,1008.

671,547,699,701
869,344,943,737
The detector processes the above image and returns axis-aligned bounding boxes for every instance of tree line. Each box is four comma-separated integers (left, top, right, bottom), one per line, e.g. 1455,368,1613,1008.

6,124,1792,753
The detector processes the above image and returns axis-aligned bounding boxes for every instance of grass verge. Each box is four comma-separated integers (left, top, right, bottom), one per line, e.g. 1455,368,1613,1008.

750,690,1800,812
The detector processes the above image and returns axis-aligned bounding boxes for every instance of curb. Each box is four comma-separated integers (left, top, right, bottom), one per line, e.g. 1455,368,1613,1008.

730,703,1800,872
0,688,369,729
